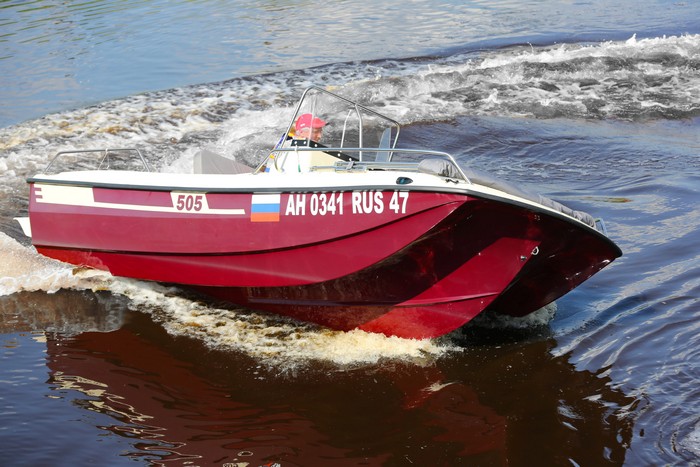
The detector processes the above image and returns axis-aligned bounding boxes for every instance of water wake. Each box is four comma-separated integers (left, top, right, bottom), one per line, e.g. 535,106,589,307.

1,34,697,156
0,233,454,367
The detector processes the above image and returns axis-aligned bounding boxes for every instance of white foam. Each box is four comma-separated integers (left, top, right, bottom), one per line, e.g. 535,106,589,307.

680,420,700,458
0,233,112,296
109,280,455,368
0,233,454,366
470,302,557,329
477,34,700,68
1,34,697,183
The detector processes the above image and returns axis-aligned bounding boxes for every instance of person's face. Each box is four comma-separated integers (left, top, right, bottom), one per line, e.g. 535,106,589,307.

297,126,323,141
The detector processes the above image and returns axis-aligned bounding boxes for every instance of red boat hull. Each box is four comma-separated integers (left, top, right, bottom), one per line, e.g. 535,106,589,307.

28,181,620,338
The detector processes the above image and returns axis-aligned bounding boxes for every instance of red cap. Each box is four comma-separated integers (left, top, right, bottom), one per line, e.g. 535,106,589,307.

295,113,327,130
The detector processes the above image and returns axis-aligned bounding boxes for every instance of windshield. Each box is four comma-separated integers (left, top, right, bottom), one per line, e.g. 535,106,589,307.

281,86,400,153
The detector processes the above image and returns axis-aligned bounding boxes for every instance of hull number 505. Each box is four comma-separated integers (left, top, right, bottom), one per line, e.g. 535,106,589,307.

175,194,203,211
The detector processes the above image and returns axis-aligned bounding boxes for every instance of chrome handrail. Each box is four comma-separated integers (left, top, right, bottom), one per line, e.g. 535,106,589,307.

43,148,152,174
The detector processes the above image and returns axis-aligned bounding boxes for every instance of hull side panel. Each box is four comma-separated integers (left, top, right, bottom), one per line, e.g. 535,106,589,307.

195,201,545,338
30,183,464,253
485,215,622,316
35,202,464,287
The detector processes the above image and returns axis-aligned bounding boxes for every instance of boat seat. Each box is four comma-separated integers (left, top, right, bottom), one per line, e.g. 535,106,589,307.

193,149,254,174
374,128,393,162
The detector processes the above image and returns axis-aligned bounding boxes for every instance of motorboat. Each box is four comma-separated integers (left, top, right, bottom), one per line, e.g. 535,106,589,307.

16,86,622,339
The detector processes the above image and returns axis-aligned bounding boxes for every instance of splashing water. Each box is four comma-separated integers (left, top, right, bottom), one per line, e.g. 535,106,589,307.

0,232,455,367
0,232,104,296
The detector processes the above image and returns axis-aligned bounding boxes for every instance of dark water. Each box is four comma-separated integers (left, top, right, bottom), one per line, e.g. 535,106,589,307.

0,294,634,465
1,1,700,466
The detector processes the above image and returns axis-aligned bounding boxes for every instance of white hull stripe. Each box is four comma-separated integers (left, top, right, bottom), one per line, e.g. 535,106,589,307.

34,184,246,215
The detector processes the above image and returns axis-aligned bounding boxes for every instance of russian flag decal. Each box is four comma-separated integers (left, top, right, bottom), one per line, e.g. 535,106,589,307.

251,194,281,222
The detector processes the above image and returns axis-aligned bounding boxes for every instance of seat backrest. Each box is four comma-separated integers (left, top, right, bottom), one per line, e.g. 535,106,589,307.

374,128,392,162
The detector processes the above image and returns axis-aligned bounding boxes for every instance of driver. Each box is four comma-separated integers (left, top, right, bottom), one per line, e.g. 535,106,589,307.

293,113,326,144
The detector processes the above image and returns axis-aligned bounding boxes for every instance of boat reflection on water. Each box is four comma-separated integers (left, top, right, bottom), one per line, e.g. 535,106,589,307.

0,289,127,336
0,289,637,465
